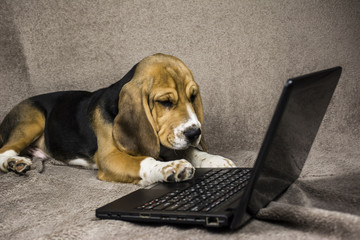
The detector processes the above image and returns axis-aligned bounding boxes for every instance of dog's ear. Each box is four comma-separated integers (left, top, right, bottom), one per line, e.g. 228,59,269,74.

112,81,160,157
192,89,207,152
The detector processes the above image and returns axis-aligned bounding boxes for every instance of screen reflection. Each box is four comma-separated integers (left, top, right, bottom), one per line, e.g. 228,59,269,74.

247,69,341,214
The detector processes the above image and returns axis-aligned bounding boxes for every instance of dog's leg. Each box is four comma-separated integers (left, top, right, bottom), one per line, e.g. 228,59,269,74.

95,148,194,185
92,106,194,185
185,147,237,168
138,157,195,186
0,101,45,174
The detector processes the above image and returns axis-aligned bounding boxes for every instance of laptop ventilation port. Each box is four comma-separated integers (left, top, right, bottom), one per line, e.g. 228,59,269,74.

206,217,220,226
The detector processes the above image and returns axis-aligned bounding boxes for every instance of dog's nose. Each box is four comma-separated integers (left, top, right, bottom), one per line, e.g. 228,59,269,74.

184,128,201,142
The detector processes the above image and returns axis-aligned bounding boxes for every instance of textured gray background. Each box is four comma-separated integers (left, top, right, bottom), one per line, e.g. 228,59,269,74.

2,0,359,154
1,1,359,239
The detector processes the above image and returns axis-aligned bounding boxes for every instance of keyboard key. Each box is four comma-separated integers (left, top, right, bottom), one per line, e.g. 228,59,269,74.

153,202,171,210
136,169,252,212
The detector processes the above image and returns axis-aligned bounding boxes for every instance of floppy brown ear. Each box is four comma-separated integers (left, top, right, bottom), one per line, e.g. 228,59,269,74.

112,82,160,157
193,91,207,152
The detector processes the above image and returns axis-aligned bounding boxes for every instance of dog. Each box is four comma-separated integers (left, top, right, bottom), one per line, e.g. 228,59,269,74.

0,54,236,185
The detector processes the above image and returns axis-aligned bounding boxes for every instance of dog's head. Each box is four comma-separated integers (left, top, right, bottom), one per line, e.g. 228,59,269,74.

113,54,205,157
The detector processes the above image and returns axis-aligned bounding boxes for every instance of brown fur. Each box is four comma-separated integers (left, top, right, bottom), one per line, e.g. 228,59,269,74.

0,100,45,154
0,54,205,183
93,54,205,182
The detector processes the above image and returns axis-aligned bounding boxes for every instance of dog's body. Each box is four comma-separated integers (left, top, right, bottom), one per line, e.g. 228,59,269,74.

0,54,235,185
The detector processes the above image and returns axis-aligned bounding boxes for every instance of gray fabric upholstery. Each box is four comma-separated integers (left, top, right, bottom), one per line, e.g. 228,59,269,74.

1,0,359,239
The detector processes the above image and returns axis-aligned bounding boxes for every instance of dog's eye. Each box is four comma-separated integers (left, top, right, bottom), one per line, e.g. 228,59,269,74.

158,100,173,108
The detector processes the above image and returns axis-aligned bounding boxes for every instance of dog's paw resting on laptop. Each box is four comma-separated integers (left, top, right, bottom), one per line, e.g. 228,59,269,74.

185,149,237,168
0,53,236,185
138,158,195,186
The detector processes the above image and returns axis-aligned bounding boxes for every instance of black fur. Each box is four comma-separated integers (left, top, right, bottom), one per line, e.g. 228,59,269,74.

28,63,138,161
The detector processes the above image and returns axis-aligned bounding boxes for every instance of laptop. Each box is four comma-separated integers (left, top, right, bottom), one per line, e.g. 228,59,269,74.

96,66,342,230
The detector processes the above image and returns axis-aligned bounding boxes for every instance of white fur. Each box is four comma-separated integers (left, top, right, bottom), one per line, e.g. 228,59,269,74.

138,157,195,186
0,150,33,172
0,150,18,172
172,104,201,149
28,148,49,159
68,158,98,169
186,147,237,168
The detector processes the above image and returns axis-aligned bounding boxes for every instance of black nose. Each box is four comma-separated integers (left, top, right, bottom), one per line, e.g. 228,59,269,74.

184,128,201,142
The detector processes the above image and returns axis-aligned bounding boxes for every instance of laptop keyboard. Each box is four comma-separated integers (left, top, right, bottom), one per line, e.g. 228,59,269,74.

136,168,252,212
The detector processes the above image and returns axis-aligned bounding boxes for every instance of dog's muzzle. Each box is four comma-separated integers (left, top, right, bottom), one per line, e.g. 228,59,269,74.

184,127,201,144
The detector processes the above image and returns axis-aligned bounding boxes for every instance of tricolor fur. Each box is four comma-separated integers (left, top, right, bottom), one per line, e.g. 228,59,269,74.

0,54,235,185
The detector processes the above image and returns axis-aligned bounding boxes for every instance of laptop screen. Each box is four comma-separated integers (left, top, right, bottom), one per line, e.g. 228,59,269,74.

246,67,342,215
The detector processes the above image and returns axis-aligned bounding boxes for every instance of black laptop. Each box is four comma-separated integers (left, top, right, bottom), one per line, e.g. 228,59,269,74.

96,67,342,230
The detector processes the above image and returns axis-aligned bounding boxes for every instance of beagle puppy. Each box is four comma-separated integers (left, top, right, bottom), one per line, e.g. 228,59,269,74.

0,54,236,185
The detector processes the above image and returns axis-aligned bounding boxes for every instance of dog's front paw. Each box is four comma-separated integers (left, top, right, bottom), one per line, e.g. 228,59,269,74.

7,156,32,174
162,159,195,182
186,148,237,168
138,158,195,186
199,155,237,168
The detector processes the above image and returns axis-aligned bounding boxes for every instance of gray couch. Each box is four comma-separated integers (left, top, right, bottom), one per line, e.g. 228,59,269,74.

1,1,359,239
